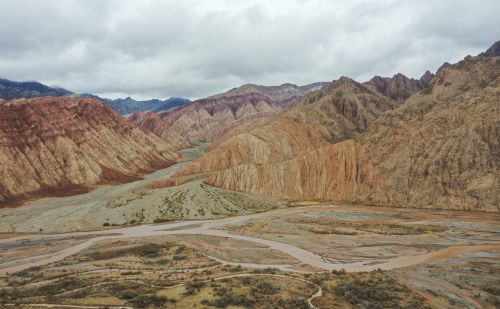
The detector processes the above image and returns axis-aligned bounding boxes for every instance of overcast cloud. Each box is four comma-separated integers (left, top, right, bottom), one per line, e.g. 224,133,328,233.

0,0,499,100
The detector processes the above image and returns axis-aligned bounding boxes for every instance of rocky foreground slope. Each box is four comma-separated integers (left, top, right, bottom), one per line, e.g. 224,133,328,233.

0,97,179,206
175,55,499,211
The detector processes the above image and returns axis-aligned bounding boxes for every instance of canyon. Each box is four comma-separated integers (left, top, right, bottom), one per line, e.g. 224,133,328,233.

0,36,498,309
1,0,500,306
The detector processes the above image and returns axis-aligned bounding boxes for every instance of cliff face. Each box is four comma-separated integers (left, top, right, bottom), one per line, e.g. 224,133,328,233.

202,140,382,201
359,56,500,211
160,83,325,142
0,97,179,206
175,56,499,211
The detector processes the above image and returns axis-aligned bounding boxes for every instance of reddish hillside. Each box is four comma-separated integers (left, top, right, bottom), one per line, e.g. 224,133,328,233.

0,97,179,206
128,110,190,150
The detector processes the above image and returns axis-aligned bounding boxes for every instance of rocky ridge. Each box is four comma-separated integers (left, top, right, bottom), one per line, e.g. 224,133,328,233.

175,54,499,211
159,82,326,142
0,78,72,100
364,71,434,101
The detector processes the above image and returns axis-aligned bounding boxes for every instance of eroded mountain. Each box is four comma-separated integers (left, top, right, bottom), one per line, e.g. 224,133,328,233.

0,97,179,206
174,55,499,211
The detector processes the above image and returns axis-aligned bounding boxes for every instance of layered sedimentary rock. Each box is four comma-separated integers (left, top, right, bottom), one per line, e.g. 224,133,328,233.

358,56,499,211
160,83,326,142
286,77,395,142
176,56,499,211
0,97,179,206
128,110,190,150
364,71,434,101
176,77,394,200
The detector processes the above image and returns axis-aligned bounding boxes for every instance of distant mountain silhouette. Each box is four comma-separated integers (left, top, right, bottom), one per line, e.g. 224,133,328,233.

80,94,190,115
0,78,73,99
0,77,190,115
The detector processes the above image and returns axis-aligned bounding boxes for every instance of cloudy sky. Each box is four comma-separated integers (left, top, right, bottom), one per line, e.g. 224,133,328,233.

0,0,499,100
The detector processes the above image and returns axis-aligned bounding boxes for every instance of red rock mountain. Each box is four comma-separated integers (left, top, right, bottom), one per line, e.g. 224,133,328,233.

0,97,179,206
174,56,499,212
127,110,190,150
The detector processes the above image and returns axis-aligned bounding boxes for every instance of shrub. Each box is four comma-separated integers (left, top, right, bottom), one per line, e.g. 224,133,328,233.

255,281,280,295
130,294,169,308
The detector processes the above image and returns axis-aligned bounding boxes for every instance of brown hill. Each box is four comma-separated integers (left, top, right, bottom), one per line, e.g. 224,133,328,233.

0,97,179,206
175,56,499,211
160,83,325,142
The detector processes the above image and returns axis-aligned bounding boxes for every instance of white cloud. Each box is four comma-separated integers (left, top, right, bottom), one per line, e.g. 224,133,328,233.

0,0,498,99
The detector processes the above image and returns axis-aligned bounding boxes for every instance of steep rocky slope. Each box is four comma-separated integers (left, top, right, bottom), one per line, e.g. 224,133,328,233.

286,77,395,142
175,56,499,211
364,71,433,101
160,82,326,142
0,97,179,206
128,110,190,150
358,56,499,211
178,77,394,175
478,40,500,57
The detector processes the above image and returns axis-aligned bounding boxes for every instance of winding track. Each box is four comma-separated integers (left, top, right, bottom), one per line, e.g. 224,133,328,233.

1,207,500,276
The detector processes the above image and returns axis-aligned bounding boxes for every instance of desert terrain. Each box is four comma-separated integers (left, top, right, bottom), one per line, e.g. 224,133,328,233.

0,5,498,307
1,190,499,308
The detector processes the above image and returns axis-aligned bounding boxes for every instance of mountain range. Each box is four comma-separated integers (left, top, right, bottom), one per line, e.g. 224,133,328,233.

80,94,190,115
0,78,72,99
0,41,498,212
169,41,500,212
0,78,190,115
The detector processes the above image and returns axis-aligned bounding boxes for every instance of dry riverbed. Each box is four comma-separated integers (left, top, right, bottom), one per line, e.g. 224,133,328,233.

0,144,499,308
0,204,499,308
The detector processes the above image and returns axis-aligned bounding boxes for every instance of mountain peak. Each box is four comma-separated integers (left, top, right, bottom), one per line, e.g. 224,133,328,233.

337,76,356,83
420,70,434,85
479,40,500,57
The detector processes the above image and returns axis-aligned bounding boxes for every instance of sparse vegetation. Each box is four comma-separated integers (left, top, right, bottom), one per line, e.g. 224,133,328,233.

311,271,431,309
